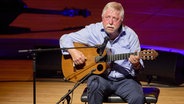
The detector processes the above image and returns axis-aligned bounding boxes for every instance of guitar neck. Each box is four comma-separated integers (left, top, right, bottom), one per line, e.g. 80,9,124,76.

107,52,138,62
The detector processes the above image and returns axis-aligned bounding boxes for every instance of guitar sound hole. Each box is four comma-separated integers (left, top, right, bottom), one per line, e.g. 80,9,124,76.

97,64,103,71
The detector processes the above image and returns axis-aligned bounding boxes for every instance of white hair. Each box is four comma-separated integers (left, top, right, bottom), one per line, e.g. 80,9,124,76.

102,2,124,19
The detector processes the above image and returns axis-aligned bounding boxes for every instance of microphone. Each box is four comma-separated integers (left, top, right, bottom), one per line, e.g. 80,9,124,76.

97,36,110,56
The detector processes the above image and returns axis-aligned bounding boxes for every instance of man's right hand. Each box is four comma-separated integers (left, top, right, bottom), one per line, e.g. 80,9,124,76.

68,49,87,65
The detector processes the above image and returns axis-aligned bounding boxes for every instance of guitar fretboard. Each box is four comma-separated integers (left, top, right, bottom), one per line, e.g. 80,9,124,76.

107,52,137,62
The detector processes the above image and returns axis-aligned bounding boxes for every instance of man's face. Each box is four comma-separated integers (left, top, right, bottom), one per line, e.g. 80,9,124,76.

102,8,123,35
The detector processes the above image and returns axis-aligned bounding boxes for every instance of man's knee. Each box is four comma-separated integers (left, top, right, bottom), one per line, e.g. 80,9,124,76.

87,75,100,91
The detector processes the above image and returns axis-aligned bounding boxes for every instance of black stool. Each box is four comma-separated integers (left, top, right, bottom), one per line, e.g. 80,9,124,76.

81,87,160,104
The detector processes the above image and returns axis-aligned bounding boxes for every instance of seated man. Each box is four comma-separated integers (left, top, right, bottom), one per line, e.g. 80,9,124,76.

60,2,144,104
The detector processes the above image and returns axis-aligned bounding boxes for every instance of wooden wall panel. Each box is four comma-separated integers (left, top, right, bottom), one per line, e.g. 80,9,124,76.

0,60,33,81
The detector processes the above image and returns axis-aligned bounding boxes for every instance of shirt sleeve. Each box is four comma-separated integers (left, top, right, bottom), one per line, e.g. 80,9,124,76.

59,22,106,50
128,28,145,69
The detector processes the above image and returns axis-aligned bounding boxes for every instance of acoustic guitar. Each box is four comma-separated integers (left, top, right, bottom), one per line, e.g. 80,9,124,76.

62,43,158,83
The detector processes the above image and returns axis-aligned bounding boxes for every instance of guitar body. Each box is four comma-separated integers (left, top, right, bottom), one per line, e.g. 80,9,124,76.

62,43,107,83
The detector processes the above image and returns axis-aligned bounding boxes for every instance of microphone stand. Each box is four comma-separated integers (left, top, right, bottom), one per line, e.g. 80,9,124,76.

56,69,96,104
18,46,97,104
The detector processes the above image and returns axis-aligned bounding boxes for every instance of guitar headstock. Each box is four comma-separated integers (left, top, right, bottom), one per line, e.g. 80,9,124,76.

139,49,158,60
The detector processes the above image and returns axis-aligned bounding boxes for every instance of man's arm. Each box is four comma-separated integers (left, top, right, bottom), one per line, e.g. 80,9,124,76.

67,49,87,65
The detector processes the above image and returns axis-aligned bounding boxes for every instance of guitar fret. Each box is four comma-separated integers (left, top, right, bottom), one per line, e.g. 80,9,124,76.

118,54,121,60
107,53,133,62
106,50,158,62
108,55,111,62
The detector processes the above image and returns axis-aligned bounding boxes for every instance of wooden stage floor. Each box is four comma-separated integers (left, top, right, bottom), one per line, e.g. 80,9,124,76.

0,80,184,104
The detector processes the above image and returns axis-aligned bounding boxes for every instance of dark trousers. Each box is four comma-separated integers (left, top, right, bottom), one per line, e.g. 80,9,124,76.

87,75,144,104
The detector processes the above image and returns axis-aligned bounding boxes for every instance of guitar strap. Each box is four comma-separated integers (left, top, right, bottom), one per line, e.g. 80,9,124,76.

111,63,130,76
107,63,132,81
